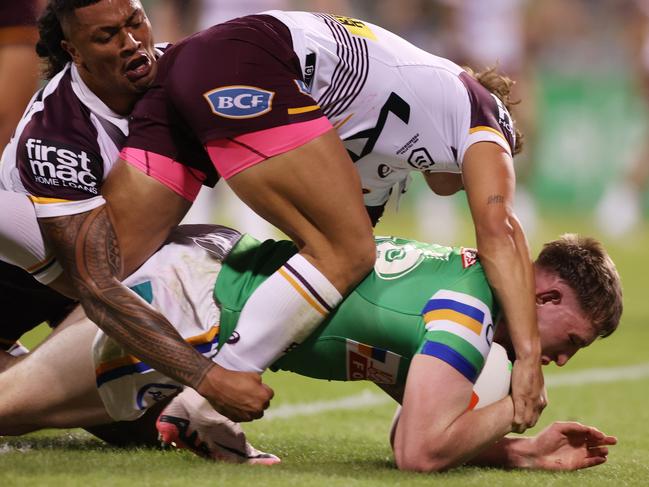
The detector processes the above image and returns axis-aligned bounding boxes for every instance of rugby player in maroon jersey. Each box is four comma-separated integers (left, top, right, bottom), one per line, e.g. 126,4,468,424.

1,0,273,422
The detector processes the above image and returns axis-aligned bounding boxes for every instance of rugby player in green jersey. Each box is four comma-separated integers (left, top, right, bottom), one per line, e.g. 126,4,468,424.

0,226,621,471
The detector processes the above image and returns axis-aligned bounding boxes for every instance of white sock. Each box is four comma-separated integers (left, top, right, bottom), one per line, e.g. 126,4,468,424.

7,341,29,357
215,253,342,373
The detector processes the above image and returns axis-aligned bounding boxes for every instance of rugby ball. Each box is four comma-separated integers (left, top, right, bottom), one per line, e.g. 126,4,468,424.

470,342,512,410
389,343,512,446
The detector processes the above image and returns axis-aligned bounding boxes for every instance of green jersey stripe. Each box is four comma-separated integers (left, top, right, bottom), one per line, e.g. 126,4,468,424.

425,330,485,371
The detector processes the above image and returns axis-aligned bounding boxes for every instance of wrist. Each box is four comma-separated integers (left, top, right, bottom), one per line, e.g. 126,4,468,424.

513,341,542,362
506,437,536,469
194,361,218,392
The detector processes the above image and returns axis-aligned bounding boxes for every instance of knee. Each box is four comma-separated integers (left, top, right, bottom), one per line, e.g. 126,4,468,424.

0,410,33,436
301,222,376,292
349,235,377,276
328,232,376,288
0,393,32,435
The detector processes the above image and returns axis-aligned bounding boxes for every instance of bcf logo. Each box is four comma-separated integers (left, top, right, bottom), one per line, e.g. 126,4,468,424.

204,85,274,119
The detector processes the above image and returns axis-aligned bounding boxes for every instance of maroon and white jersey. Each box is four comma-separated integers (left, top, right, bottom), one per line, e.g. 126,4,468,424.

267,11,516,208
120,12,516,211
0,45,168,219
122,14,329,198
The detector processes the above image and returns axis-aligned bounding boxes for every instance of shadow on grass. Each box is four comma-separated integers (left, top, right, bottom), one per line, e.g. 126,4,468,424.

0,431,156,454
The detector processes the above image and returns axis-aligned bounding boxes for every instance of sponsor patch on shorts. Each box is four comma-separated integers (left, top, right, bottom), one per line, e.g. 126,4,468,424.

136,383,182,409
203,85,274,119
345,339,400,384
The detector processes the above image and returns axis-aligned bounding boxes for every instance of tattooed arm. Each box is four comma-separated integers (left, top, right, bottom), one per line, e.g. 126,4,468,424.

40,206,216,386
462,141,544,434
39,163,273,421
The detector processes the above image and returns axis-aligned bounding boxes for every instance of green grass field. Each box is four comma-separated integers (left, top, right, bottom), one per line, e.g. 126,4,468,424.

1,210,648,486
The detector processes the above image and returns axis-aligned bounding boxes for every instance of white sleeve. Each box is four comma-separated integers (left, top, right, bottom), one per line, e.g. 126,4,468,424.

0,190,63,284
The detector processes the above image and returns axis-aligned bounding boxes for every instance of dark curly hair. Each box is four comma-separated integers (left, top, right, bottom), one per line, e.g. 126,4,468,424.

35,0,101,79
536,234,623,339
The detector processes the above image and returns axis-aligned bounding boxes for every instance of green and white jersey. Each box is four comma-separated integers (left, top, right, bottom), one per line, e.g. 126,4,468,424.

217,235,499,386
93,226,498,420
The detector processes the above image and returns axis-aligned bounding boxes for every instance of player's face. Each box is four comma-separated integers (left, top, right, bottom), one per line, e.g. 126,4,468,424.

536,301,597,367
61,0,157,114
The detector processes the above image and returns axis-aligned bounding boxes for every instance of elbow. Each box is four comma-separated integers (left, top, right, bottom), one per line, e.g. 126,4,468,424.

394,441,455,473
396,451,454,473
431,187,461,197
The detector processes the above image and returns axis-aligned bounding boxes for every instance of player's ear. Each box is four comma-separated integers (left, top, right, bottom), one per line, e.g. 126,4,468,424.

536,289,561,305
61,39,81,65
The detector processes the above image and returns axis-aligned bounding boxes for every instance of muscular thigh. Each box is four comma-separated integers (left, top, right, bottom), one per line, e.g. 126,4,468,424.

0,306,110,431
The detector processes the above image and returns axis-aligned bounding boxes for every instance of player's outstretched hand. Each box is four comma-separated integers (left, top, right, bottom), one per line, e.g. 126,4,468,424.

511,357,546,433
527,422,617,470
197,363,274,422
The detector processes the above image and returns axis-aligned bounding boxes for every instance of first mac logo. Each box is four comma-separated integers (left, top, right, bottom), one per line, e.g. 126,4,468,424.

24,138,101,194
204,85,274,119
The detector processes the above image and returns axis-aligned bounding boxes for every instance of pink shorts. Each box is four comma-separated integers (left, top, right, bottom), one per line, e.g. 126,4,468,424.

121,117,333,201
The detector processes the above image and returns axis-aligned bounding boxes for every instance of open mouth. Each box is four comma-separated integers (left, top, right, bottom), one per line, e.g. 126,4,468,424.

124,53,152,82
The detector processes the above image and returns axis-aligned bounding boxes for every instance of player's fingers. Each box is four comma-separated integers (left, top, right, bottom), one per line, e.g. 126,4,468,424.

516,396,545,430
264,383,275,400
583,427,617,445
587,446,609,457
585,426,604,437
512,395,530,432
229,411,247,423
555,421,587,433
589,435,617,447
522,405,541,430
590,431,617,445
511,412,526,433
244,409,263,422
555,421,604,440
579,456,607,469
539,387,548,411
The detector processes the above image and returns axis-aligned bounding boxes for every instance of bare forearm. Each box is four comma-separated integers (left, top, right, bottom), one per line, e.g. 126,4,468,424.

41,207,212,388
397,395,515,472
78,283,214,387
476,217,539,358
467,436,533,469
435,397,515,469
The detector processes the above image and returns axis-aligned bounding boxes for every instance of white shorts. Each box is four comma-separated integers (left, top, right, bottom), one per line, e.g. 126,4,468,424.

0,190,63,284
92,225,240,421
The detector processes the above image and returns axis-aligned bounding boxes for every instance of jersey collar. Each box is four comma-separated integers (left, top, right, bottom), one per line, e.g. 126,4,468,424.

68,63,129,136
